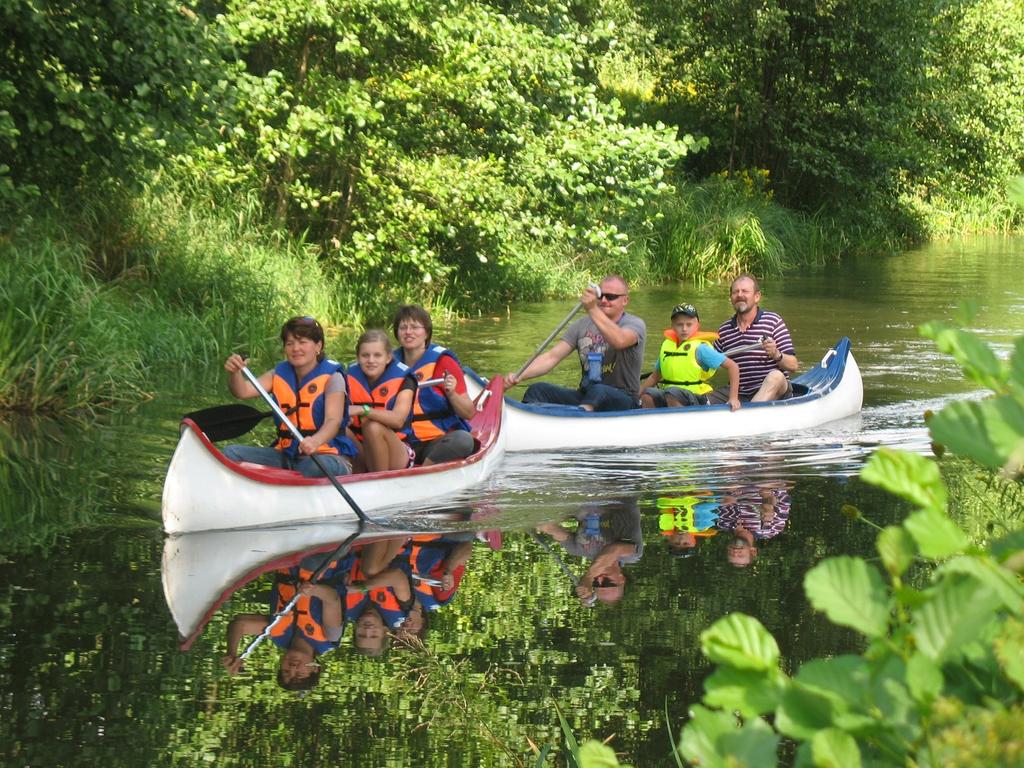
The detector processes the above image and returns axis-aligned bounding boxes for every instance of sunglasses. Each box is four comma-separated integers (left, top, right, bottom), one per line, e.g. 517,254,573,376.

600,293,626,302
592,576,619,588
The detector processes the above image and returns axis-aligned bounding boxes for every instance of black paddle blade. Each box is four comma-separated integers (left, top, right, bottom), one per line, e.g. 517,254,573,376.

182,403,273,442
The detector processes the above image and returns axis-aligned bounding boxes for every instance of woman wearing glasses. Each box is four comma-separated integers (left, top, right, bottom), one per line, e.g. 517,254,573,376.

503,275,647,411
390,304,476,465
222,316,357,477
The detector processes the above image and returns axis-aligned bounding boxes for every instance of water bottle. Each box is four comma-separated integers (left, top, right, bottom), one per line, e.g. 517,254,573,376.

587,348,603,383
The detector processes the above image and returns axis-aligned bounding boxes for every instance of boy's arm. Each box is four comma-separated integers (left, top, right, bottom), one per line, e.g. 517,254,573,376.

640,365,661,390
723,358,741,411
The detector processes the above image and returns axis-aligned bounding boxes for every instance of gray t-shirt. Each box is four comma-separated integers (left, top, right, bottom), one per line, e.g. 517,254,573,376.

562,312,646,396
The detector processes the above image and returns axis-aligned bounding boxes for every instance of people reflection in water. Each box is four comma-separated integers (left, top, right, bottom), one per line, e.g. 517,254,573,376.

657,491,720,558
394,532,478,644
344,537,415,657
535,497,643,606
222,550,351,690
715,482,792,568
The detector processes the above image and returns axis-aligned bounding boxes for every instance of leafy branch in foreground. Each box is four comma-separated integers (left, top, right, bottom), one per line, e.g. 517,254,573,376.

672,325,1024,767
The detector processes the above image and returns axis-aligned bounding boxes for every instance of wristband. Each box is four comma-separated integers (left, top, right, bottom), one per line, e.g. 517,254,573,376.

362,404,371,415
774,353,784,364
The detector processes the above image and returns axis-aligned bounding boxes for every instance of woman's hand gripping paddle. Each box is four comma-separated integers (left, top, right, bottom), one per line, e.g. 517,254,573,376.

238,365,373,525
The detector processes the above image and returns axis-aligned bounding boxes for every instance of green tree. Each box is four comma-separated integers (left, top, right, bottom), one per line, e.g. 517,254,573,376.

0,0,222,202
184,0,700,311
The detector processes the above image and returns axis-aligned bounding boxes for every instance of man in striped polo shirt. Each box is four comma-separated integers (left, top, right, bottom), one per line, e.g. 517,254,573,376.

709,274,799,403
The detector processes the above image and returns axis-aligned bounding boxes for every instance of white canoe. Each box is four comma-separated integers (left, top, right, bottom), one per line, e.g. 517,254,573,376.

467,337,862,452
162,520,371,647
162,378,506,534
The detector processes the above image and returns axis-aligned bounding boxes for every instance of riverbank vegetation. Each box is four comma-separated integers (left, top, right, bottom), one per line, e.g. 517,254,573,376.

2,0,1024,413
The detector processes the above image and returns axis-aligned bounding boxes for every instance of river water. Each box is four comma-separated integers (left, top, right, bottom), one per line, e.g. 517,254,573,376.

2,236,1023,767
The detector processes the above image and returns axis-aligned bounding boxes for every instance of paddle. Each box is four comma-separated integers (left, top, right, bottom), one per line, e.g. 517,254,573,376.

186,377,449,441
239,525,364,662
238,365,372,525
184,403,274,442
722,336,770,357
512,284,601,380
530,531,597,608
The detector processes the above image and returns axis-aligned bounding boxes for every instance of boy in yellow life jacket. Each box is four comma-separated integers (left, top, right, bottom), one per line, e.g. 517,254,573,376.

640,303,741,411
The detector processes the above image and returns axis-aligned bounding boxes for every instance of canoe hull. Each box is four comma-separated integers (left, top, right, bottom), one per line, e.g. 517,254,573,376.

162,378,506,534
470,338,863,452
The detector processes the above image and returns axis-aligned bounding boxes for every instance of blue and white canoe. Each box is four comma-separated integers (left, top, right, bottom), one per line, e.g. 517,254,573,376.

467,337,862,452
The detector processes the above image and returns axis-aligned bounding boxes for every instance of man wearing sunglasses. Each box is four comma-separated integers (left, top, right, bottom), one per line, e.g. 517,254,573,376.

504,275,646,411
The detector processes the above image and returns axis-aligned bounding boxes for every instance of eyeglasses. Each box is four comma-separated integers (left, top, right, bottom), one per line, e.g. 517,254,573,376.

592,576,619,588
671,303,699,319
600,293,626,302
397,323,425,332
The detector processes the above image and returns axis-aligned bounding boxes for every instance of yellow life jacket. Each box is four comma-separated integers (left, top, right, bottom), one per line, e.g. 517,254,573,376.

657,331,715,395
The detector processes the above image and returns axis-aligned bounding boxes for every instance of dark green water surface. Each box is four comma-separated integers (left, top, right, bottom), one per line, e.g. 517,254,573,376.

2,237,1024,767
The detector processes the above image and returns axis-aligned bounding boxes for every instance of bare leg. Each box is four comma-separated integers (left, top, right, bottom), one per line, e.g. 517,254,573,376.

362,420,411,472
359,537,409,577
751,370,788,402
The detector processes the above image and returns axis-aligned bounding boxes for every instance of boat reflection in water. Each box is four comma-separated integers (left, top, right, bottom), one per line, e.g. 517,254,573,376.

532,496,643,607
161,483,793,692
656,480,792,568
161,508,502,688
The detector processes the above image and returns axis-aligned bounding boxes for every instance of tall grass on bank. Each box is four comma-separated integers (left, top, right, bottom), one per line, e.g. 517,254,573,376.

907,188,1024,238
649,179,815,282
646,178,922,283
1,186,344,415
0,233,149,413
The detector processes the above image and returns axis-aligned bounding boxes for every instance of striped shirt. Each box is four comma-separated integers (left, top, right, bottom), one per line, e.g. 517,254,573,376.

716,488,791,541
714,309,795,395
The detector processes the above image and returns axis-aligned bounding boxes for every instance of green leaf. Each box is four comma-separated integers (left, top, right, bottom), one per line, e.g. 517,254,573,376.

700,613,780,672
703,666,786,718
903,510,969,559
937,556,1024,613
804,557,890,638
919,322,1006,391
990,530,1024,562
810,729,861,768
679,705,734,768
775,685,835,740
1009,337,1024,397
927,400,1003,469
994,618,1024,691
877,525,915,576
860,449,946,513
578,741,629,768
928,396,1024,475
912,576,1003,662
793,656,868,713
905,652,943,704
718,718,780,767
